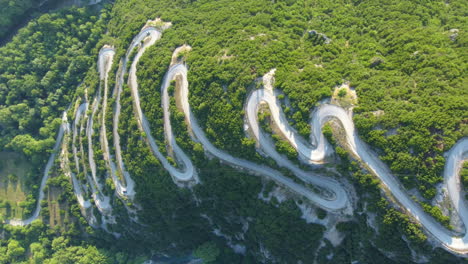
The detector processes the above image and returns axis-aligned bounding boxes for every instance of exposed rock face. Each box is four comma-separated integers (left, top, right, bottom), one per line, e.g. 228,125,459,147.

449,28,459,41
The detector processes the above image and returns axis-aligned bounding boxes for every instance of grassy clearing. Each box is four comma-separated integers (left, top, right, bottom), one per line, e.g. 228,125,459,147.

0,151,33,219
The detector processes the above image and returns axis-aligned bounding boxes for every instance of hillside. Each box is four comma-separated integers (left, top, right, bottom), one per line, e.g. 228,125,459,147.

0,0,467,263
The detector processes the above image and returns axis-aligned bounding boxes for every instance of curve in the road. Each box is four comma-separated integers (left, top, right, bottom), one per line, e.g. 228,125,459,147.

246,68,468,253
6,21,468,255
125,26,198,184
248,69,334,165
160,62,346,210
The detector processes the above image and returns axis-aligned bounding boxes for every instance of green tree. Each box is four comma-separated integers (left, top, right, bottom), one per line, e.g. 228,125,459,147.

7,240,25,260
44,246,110,264
194,242,220,264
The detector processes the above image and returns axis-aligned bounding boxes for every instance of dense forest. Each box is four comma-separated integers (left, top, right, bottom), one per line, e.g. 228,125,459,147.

0,0,78,42
0,0,467,263
0,6,108,187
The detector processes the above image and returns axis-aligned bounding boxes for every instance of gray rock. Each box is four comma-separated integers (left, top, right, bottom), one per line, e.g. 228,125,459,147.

449,28,459,41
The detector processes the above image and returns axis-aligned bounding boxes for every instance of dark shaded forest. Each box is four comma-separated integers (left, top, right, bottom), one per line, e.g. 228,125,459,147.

0,0,466,263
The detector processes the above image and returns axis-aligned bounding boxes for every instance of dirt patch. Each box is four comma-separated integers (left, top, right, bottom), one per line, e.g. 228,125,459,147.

217,49,235,62
171,45,192,66
46,186,68,228
146,17,172,31
258,103,286,142
248,33,266,40
174,72,195,139
331,83,357,108
372,109,385,117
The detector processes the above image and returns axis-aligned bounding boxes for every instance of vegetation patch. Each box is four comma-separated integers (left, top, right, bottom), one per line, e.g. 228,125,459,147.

0,152,33,219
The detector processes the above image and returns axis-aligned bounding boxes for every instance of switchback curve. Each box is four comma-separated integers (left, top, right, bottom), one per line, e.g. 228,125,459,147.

5,20,467,255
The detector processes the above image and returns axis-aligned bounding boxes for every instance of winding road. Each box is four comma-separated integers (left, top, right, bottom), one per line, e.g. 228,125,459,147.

125,24,198,184
5,20,468,255
71,102,93,210
245,69,468,253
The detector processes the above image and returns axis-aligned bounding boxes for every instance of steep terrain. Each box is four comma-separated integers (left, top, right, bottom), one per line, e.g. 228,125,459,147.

0,0,467,263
